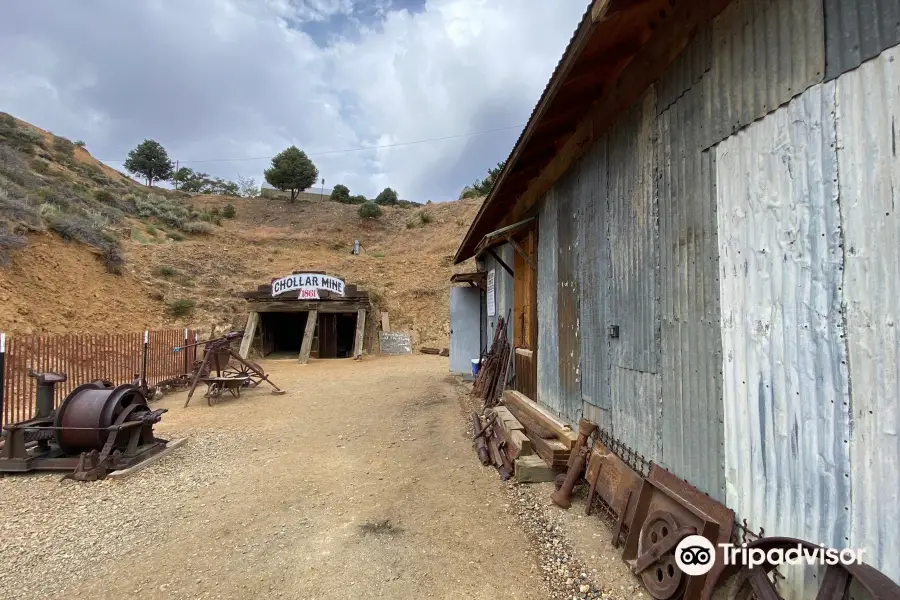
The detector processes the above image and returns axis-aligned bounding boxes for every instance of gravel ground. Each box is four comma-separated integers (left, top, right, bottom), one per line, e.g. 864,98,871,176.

0,356,546,600
2,356,649,600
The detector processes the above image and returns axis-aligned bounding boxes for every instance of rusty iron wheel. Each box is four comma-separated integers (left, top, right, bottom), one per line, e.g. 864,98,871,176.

637,510,685,600
723,537,900,600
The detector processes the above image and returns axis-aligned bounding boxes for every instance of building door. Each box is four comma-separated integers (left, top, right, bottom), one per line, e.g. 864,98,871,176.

450,286,481,376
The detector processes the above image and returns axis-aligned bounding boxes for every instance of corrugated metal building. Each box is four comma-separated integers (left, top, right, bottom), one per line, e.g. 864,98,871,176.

454,0,900,586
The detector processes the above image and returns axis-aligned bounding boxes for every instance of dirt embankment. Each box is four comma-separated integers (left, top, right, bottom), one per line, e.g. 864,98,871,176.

0,114,482,348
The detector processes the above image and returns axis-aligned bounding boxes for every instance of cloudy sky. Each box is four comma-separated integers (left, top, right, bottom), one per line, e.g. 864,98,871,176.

0,0,586,202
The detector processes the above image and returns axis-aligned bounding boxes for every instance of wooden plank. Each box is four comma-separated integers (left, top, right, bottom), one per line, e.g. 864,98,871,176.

515,455,561,483
352,309,366,358
492,406,524,432
248,300,370,313
298,309,318,364
528,433,570,468
381,312,390,332
239,312,259,359
502,390,578,449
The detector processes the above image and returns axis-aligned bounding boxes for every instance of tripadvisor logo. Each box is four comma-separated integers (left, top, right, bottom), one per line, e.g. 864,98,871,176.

674,536,867,576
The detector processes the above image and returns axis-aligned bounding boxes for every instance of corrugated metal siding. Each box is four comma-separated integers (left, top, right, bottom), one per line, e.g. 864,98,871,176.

578,139,611,431
835,46,900,583
657,24,712,115
716,81,852,550
705,0,825,147
824,0,900,80
605,87,662,459
610,367,662,462
656,81,726,501
557,155,584,423
607,88,660,374
537,190,561,415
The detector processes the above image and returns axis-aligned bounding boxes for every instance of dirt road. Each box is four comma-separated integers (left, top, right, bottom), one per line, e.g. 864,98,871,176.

0,355,545,599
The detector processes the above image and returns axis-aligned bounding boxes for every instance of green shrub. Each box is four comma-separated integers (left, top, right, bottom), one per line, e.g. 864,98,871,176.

223,203,236,218
155,265,179,277
94,189,115,204
146,224,158,236
373,251,385,258
419,211,434,225
74,140,86,148
168,231,185,241
0,227,26,267
101,241,125,274
168,298,196,317
330,184,351,203
406,220,418,229
349,194,367,205
181,221,215,235
52,136,76,160
358,201,382,220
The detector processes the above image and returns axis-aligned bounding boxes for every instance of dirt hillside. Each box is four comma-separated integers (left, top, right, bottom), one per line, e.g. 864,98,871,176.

0,113,481,348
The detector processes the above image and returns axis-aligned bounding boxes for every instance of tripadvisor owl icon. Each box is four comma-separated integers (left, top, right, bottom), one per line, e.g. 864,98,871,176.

675,535,716,576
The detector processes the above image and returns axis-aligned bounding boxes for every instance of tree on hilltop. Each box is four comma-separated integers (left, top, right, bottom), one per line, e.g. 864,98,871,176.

124,139,174,187
264,146,318,202
330,184,351,204
374,187,399,206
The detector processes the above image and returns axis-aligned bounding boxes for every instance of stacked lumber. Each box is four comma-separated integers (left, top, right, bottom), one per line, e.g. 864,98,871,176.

501,390,578,470
420,347,450,356
472,314,512,409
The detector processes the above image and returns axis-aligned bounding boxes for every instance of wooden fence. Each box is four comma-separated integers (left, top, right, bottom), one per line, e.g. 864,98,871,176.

0,329,200,426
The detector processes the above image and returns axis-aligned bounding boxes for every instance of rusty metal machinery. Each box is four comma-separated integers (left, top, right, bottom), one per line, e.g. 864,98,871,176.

176,331,285,407
0,372,170,481
715,537,900,600
622,465,735,600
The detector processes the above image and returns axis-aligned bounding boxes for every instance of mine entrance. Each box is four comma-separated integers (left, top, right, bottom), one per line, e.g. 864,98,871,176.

315,313,358,359
259,311,308,356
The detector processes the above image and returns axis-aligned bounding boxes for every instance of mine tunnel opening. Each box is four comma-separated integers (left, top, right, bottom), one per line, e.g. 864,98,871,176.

259,311,308,356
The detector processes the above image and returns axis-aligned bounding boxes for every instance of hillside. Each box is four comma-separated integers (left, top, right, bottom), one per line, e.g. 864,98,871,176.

0,113,481,348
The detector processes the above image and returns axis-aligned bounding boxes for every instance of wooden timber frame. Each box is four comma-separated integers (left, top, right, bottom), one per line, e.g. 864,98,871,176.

238,273,372,362
473,218,538,397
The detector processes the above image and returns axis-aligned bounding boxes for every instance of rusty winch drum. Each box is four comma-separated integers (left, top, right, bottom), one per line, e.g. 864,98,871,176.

54,382,150,454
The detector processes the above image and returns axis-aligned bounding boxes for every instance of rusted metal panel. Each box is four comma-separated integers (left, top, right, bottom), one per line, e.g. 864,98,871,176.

607,87,659,375
577,138,611,431
824,0,900,80
715,81,852,551
1,330,198,427
536,189,561,415
656,82,726,501
835,46,900,584
557,152,584,424
705,0,825,147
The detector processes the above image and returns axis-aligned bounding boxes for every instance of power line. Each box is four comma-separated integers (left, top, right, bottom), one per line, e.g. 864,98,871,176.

100,123,525,164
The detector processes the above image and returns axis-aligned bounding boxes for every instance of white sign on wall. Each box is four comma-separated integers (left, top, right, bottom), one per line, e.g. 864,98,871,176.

271,273,345,298
486,269,496,317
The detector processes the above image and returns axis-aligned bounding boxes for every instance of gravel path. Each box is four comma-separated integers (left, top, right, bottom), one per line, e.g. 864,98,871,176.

0,356,545,599
1,355,645,600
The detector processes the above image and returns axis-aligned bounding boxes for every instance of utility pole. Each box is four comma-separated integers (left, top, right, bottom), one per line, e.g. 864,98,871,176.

321,178,325,200
174,160,179,190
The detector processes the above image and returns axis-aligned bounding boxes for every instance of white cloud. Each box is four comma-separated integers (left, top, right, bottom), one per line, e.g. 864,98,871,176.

0,0,586,202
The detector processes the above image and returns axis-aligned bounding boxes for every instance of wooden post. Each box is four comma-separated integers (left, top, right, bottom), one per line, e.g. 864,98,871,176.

353,309,367,358
381,312,390,332
239,312,259,359
298,310,318,364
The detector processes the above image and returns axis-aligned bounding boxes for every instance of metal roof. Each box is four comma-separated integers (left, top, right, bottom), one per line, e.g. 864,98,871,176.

454,0,734,263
